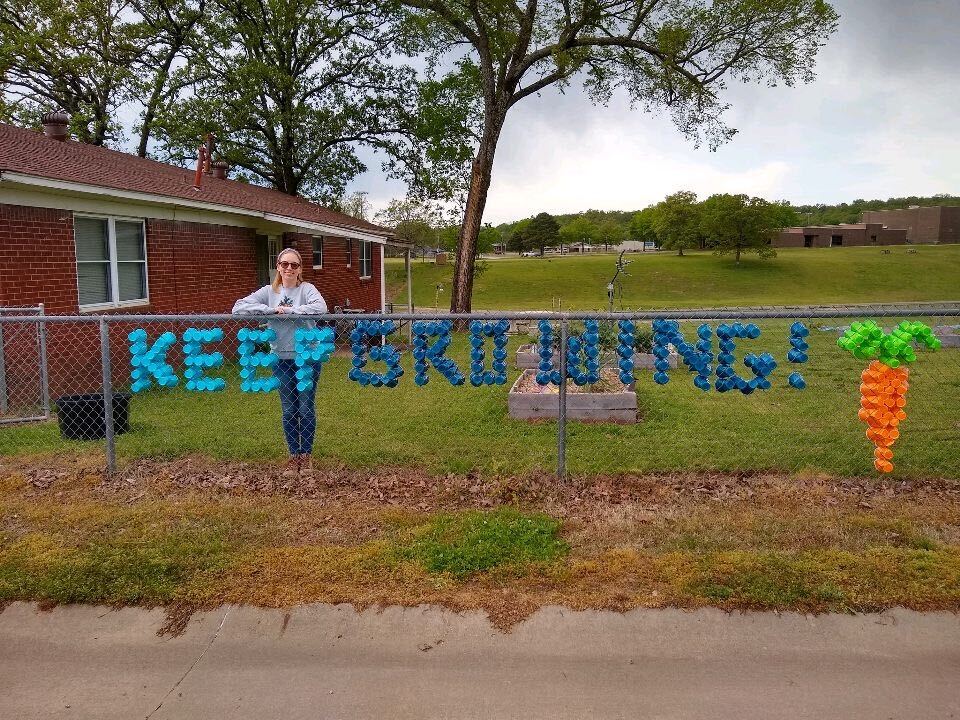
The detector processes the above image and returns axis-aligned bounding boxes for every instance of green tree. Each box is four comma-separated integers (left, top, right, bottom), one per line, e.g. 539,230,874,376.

526,212,560,256
769,200,801,231
334,191,373,221
400,0,840,310
651,191,700,256
437,225,459,252
630,207,659,249
129,0,207,157
595,218,627,252
374,197,441,257
506,219,532,254
477,224,500,256
559,215,597,253
152,0,419,202
0,0,139,144
699,193,784,264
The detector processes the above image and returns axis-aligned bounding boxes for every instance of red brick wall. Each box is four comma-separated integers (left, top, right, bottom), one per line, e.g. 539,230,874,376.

0,204,259,314
774,231,804,248
940,207,960,244
0,203,79,314
284,232,382,312
0,205,260,402
147,219,258,313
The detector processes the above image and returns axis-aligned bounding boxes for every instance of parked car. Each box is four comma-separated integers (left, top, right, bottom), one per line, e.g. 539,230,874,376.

521,250,539,257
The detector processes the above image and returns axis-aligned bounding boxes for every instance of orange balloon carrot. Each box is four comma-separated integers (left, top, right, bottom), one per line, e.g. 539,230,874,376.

839,321,941,474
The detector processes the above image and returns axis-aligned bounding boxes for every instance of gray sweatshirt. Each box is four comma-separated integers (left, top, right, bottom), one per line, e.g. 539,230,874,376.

232,282,328,359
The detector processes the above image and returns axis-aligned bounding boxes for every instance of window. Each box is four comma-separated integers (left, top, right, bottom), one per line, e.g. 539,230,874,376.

345,238,352,267
267,236,281,269
312,236,323,268
359,240,372,278
75,216,147,309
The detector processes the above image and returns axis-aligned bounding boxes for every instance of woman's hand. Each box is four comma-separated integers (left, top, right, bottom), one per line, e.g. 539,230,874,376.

276,306,291,314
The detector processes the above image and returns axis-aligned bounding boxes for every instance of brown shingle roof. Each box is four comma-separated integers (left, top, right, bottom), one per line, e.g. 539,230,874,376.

0,123,392,237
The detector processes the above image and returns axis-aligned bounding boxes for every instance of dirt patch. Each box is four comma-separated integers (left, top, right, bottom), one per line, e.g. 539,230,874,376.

5,454,960,520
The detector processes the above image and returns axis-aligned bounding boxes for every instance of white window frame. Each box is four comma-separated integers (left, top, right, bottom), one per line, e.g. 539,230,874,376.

312,236,324,268
267,236,282,268
75,214,149,311
345,238,352,268
359,240,372,279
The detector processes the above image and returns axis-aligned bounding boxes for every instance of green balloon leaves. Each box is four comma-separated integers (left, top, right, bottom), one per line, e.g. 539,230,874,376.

837,320,941,368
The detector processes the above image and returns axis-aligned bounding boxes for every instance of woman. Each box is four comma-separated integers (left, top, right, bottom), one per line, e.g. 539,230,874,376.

233,248,327,477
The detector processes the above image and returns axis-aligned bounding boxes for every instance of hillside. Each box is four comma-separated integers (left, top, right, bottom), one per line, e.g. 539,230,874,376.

386,245,960,310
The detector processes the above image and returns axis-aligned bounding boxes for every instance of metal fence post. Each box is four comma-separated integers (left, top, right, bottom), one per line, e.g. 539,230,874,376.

0,320,6,415
557,318,568,480
100,318,116,474
37,303,50,418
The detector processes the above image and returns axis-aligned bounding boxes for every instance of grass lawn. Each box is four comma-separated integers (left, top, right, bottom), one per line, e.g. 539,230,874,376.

2,319,957,479
3,248,958,623
387,245,960,309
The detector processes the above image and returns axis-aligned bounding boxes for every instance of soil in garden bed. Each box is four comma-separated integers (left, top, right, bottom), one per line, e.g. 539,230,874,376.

512,368,629,394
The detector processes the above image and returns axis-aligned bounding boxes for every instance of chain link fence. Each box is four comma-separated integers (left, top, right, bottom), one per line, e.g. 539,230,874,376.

0,304,957,479
0,305,49,424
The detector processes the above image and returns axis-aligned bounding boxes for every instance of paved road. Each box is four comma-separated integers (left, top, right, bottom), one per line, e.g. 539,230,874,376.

2,603,959,719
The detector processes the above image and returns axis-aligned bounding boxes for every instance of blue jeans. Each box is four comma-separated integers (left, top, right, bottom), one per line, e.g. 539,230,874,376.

273,359,318,455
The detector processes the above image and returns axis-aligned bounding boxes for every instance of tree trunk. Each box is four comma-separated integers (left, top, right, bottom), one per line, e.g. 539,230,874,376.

138,48,179,157
735,246,741,265
450,113,505,313
678,247,684,256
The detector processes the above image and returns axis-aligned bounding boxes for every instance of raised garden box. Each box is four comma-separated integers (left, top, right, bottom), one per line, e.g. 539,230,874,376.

515,343,539,369
508,369,637,424
632,351,678,369
933,326,960,348
516,344,678,370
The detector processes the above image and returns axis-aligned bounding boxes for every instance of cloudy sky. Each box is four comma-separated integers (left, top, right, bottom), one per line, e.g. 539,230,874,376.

351,0,960,225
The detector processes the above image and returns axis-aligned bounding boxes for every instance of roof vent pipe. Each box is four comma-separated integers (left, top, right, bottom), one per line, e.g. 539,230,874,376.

211,160,229,179
41,110,70,141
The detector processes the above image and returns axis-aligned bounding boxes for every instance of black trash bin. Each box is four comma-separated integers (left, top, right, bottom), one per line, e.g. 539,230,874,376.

55,393,131,440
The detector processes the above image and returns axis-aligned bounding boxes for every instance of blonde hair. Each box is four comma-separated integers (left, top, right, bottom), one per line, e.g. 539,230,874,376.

272,247,304,291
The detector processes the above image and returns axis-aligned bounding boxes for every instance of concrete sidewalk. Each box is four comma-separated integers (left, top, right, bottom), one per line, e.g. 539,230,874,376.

2,603,959,719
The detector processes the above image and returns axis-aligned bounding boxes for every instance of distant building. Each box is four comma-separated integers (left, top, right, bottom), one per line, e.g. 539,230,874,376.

618,240,658,252
774,223,907,249
861,206,960,244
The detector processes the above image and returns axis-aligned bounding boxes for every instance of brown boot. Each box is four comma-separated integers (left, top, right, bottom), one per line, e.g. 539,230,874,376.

298,453,313,477
281,455,300,479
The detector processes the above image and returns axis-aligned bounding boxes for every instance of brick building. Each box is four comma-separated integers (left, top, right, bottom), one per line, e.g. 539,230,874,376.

0,120,409,317
861,206,960,244
0,119,413,405
774,222,908,249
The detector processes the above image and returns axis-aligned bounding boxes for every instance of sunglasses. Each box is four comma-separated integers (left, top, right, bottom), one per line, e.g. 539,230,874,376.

278,261,301,269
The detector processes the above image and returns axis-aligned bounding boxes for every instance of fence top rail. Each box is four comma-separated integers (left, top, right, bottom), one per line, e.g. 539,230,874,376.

0,303,959,324
0,306,43,315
